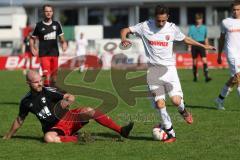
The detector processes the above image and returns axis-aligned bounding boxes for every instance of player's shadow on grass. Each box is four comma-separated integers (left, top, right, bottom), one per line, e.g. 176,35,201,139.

128,135,153,141
185,105,216,110
11,135,43,142
91,132,123,142
91,132,153,141
0,102,19,106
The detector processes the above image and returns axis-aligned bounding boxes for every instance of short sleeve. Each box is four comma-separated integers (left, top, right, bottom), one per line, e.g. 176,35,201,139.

220,21,226,34
18,100,29,120
188,26,193,38
205,26,208,38
129,22,144,36
57,22,64,36
173,25,186,41
32,23,40,37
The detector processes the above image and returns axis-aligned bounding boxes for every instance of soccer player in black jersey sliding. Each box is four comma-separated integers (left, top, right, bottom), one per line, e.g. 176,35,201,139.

30,4,67,87
3,70,134,143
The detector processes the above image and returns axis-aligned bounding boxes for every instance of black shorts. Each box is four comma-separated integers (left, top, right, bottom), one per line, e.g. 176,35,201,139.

191,42,206,59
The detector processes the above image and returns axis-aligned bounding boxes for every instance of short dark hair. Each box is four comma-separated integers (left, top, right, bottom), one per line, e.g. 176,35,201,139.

154,5,169,16
231,0,240,8
42,4,54,11
195,13,203,19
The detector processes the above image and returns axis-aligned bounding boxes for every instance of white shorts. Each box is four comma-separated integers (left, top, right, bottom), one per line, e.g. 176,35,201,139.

147,65,183,101
227,58,240,77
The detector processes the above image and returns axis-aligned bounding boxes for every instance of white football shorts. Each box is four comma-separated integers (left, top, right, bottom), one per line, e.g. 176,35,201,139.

227,57,240,77
147,65,183,101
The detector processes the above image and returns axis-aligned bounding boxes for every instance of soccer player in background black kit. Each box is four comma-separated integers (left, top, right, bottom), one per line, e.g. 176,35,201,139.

30,4,67,87
3,70,134,143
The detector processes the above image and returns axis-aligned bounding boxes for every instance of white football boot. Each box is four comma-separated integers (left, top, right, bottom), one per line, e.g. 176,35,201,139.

215,98,225,110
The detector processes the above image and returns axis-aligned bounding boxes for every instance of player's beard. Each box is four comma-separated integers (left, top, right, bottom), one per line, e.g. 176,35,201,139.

31,84,43,92
44,17,52,22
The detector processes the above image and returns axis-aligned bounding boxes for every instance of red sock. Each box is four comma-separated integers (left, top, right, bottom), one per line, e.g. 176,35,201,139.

93,111,121,133
59,135,78,143
44,79,50,86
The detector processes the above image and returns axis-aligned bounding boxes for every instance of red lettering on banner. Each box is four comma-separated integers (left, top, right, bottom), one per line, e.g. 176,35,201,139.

0,54,229,70
5,57,19,69
176,54,228,69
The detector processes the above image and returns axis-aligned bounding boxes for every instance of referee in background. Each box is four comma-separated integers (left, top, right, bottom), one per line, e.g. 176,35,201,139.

188,13,212,82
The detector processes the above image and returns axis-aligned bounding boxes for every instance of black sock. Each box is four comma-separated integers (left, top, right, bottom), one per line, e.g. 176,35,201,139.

193,65,197,79
218,94,225,100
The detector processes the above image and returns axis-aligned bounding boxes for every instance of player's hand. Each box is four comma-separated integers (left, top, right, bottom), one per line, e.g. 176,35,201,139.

62,41,68,52
121,40,131,47
204,45,216,51
30,47,39,56
217,55,222,64
60,99,71,108
120,40,132,50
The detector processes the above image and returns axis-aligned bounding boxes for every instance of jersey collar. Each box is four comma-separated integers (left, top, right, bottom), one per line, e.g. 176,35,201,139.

42,20,53,25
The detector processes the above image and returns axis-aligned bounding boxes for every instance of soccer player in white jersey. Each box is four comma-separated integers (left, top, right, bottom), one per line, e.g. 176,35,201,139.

215,0,240,110
120,5,215,143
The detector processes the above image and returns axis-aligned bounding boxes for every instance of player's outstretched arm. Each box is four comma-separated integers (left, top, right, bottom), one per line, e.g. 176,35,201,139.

59,35,67,52
217,33,225,64
29,37,39,56
3,116,24,140
120,28,132,47
183,36,215,51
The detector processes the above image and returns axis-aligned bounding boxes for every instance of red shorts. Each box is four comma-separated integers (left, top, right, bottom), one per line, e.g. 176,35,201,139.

51,108,89,136
24,52,32,58
39,56,58,77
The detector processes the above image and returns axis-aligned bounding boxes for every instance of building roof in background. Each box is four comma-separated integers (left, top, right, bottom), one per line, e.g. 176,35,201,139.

0,6,26,14
0,0,231,6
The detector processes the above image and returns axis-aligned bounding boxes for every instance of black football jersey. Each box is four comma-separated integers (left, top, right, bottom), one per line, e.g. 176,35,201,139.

19,87,66,133
32,21,63,57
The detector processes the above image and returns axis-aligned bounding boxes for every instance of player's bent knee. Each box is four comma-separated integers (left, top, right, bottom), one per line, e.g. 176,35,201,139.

231,73,240,85
156,99,165,109
44,132,60,143
82,107,95,116
171,96,182,106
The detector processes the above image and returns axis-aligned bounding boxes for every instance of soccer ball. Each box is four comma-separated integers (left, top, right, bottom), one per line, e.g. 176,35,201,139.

152,124,168,141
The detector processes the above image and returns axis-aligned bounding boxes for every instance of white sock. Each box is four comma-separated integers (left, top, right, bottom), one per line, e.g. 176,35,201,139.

237,86,240,97
158,107,172,130
220,85,232,98
177,99,185,113
80,65,85,72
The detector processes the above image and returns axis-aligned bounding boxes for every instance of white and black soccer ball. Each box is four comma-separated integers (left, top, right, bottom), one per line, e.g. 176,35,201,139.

152,124,168,141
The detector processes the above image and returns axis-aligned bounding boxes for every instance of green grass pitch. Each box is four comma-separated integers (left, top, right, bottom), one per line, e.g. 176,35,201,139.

0,69,239,160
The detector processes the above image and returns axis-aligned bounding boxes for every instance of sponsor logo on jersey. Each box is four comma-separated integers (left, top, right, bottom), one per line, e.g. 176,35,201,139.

148,40,169,47
41,28,45,31
41,97,46,103
52,25,56,30
44,31,56,40
37,106,52,119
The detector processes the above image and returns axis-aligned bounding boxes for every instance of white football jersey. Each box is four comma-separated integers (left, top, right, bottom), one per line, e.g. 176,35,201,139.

129,19,185,66
221,17,240,59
